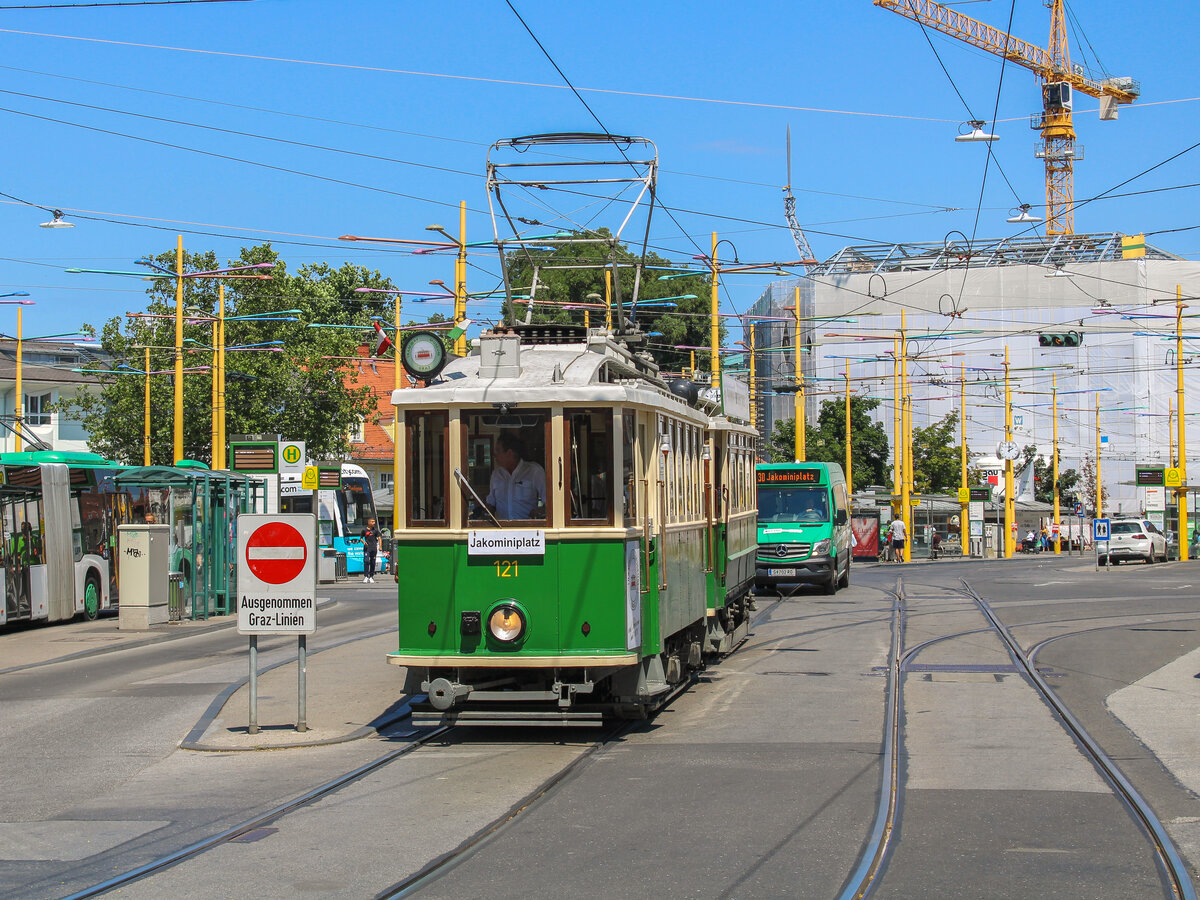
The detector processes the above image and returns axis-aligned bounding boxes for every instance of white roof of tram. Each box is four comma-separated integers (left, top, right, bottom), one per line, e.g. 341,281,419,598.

390,332,754,435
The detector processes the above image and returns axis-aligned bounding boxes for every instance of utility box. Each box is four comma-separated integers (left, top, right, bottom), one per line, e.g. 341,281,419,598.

319,548,337,584
118,524,170,630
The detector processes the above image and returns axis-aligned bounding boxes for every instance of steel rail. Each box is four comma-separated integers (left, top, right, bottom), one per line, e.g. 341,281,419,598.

379,718,637,899
382,594,777,898
61,724,452,900
961,578,1197,900
838,579,905,900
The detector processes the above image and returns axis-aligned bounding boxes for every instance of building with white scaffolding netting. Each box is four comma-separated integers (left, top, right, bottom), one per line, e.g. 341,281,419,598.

744,233,1197,515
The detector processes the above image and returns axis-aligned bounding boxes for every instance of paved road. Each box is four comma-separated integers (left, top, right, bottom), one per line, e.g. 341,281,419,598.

3,558,1200,898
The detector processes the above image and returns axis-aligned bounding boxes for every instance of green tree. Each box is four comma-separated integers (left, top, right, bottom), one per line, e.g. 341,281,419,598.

63,243,393,465
765,397,890,491
502,228,716,372
1019,444,1081,506
1076,454,1107,515
912,412,964,494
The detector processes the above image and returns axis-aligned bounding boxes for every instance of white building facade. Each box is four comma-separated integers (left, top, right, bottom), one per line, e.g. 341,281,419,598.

746,234,1197,516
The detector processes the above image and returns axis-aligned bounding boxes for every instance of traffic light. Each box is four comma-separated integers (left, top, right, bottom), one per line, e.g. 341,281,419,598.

1038,331,1083,348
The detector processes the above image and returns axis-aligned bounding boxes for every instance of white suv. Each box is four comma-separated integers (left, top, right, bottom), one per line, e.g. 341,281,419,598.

1098,518,1169,565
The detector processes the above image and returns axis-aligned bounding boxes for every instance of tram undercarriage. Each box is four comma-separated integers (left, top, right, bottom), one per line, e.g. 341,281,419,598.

405,596,753,727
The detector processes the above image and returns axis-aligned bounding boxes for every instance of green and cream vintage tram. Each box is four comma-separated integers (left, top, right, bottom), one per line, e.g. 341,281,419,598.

387,324,757,725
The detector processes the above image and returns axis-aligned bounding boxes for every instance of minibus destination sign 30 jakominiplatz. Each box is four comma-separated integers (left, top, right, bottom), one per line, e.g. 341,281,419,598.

757,468,821,485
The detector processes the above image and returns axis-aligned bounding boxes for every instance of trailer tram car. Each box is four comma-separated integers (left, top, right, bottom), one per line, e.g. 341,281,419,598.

388,325,758,725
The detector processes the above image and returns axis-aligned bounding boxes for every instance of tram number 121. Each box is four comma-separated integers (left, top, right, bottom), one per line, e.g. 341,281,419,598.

494,560,519,578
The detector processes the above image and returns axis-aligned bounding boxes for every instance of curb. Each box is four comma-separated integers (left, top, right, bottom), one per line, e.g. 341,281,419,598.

180,625,408,752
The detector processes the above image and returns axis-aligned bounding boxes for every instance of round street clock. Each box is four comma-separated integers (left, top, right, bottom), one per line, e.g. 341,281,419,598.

401,331,448,380
996,440,1021,461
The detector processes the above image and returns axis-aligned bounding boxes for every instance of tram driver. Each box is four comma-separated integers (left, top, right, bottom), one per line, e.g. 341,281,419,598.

486,431,547,520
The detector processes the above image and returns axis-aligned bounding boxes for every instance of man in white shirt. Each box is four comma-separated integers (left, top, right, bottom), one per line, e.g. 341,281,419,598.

888,517,907,563
487,432,547,520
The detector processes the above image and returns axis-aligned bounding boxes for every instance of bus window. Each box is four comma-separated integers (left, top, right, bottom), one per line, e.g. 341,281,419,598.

566,409,613,524
338,477,374,530
463,408,549,524
407,411,448,526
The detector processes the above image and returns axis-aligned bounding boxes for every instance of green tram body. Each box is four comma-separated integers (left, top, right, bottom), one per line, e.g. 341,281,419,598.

388,327,757,725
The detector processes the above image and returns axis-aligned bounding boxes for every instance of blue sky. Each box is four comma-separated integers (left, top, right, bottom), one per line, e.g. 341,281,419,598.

0,0,1195,339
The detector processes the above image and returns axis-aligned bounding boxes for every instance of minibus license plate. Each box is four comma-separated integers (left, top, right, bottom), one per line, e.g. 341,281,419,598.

767,567,797,577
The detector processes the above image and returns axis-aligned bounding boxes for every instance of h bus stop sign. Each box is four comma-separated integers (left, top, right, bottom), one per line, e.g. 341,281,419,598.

238,514,317,634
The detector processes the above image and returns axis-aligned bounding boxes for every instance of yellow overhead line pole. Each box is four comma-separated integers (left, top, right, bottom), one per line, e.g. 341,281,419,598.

960,364,968,546
710,232,720,392
1178,285,1189,561
1052,372,1060,554
1003,345,1015,559
1095,393,1103,520
173,235,185,464
900,312,911,561
892,336,901,524
844,359,852,492
13,306,23,453
793,287,805,462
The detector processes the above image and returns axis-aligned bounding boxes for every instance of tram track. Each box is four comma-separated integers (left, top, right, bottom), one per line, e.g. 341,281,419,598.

58,597,780,899
59,724,452,900
960,578,1197,900
838,576,1198,900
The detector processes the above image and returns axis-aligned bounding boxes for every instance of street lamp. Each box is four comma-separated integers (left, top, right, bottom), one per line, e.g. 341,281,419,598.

39,210,74,229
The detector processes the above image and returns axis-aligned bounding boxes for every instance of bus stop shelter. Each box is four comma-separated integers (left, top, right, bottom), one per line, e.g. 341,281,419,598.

112,466,266,619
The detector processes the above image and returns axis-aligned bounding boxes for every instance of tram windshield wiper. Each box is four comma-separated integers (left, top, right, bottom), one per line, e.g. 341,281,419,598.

454,467,503,528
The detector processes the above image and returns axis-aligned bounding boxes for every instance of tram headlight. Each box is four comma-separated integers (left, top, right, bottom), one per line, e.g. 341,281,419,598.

488,604,526,643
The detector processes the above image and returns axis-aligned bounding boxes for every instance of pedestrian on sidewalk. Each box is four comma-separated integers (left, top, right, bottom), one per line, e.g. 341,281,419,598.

887,517,907,563
362,517,381,583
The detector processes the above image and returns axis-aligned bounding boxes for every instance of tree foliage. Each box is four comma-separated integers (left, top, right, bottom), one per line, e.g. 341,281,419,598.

1019,444,1081,506
62,244,396,465
1076,454,1107,515
765,397,890,491
501,229,717,372
912,412,965,494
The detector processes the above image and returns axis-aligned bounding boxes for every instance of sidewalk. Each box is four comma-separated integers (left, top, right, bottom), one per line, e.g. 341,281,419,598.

0,602,414,751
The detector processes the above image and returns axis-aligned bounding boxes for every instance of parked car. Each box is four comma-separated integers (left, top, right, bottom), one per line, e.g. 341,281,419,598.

1097,518,1169,565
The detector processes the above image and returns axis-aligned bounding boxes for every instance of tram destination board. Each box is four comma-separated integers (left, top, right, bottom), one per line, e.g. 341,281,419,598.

1136,467,1165,486
757,468,822,485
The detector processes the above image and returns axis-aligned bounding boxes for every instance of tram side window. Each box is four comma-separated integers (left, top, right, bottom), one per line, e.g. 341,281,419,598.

622,412,638,525
407,412,448,526
566,409,613,524
463,409,550,523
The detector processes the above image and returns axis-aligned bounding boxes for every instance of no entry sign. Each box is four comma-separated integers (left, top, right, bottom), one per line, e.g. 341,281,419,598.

246,521,308,584
238,514,317,634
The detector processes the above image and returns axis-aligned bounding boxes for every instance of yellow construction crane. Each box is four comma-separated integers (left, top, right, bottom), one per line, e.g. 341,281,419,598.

875,0,1139,236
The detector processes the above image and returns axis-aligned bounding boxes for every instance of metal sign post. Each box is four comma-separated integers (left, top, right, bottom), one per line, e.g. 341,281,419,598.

237,513,318,735
1094,517,1110,571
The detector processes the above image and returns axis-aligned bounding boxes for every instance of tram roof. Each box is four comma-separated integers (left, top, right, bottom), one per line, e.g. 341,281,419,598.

392,336,694,414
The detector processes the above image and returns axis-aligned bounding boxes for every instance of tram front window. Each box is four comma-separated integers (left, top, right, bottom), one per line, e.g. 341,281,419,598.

463,409,549,524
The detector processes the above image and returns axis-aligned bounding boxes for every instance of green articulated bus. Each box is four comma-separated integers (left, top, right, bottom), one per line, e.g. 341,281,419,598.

755,462,852,595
